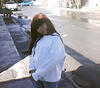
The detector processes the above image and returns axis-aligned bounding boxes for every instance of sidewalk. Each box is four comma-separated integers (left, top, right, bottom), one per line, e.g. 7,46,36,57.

0,15,21,73
0,15,32,87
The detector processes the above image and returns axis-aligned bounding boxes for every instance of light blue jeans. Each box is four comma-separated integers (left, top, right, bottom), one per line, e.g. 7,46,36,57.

32,80,59,88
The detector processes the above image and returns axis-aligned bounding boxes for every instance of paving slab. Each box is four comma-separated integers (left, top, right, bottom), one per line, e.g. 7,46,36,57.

0,16,21,73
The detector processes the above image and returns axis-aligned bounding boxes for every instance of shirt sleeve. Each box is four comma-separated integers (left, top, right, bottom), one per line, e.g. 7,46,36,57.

32,36,66,81
29,47,36,70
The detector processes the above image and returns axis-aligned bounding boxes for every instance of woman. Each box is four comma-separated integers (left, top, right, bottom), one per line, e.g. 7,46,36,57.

29,13,66,88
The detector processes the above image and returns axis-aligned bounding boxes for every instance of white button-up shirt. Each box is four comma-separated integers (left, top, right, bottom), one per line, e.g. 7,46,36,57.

29,33,66,82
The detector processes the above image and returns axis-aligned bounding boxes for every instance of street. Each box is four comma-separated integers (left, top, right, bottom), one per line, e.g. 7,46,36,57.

15,6,100,71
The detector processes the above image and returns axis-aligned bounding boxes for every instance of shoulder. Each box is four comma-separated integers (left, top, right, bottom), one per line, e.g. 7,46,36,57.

46,35,62,47
43,33,61,41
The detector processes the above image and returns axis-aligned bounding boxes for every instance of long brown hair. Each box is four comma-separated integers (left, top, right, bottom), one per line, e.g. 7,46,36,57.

28,13,62,55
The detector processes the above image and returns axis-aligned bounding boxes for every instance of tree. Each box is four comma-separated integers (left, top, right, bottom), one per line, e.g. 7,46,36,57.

74,0,81,9
0,0,4,8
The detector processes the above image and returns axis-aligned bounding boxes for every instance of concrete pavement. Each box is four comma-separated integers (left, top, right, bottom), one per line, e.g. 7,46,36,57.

0,15,21,73
0,15,33,88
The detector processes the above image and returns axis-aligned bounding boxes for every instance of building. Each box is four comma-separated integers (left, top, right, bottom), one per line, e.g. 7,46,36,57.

32,0,100,9
32,0,66,7
88,0,100,8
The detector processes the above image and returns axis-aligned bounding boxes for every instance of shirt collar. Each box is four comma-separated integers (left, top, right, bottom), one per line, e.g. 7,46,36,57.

52,32,59,36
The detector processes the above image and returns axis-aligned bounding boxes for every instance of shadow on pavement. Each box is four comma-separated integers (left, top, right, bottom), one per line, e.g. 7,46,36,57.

64,45,100,88
64,45,96,66
72,64,100,88
0,77,33,88
0,71,76,88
